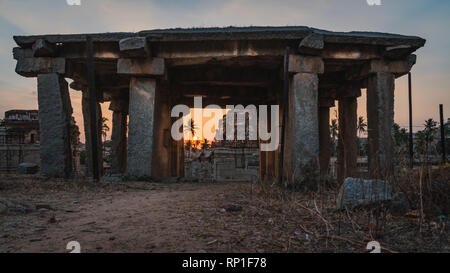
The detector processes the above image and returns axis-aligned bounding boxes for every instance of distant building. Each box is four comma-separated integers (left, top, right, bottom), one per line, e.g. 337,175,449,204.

0,110,81,173
1,110,39,144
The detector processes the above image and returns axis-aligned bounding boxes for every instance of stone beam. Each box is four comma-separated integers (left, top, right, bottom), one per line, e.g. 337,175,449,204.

119,37,150,57
15,57,65,77
288,55,324,74
37,73,73,178
347,55,416,80
117,58,165,76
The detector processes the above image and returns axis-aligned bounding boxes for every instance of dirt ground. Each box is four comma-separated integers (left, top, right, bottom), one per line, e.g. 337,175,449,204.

0,174,448,253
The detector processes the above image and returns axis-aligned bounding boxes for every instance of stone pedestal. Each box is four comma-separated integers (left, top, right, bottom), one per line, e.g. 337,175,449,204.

126,77,156,178
37,73,73,177
367,72,395,178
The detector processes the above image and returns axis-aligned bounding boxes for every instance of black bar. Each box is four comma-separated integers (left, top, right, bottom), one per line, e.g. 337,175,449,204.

86,36,100,181
278,47,290,185
440,104,446,164
408,72,414,168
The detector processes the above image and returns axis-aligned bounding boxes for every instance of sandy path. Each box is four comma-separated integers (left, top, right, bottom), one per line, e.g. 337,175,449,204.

1,180,249,253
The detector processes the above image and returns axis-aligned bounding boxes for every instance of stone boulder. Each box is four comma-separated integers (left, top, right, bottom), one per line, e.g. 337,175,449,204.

18,162,39,174
336,178,392,209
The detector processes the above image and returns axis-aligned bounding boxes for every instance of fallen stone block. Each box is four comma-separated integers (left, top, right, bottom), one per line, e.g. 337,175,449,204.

336,177,392,209
18,162,39,174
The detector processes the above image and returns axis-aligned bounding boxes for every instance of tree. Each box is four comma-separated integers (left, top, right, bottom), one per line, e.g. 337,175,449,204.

415,119,438,159
330,119,339,140
392,123,408,147
357,116,367,138
184,119,199,158
330,119,339,156
101,117,110,144
101,117,110,159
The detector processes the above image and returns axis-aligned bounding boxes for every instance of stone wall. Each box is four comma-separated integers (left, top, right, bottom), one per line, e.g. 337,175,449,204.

0,144,40,173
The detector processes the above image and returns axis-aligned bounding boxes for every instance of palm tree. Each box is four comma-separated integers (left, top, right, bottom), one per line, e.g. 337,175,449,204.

101,117,110,158
356,117,367,156
330,119,339,156
357,116,367,138
184,119,199,157
101,117,110,143
416,119,438,161
330,119,338,140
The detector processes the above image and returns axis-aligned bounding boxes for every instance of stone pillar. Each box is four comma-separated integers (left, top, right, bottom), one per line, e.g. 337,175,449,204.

284,72,320,187
152,84,172,178
109,99,128,174
318,102,332,175
82,90,103,177
126,77,156,178
37,73,73,177
367,72,395,178
337,96,358,184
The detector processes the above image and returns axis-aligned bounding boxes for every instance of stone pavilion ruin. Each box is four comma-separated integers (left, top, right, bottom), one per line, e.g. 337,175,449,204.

12,26,425,185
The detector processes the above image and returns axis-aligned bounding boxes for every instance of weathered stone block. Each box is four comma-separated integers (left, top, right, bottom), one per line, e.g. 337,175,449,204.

288,55,324,74
37,73,73,178
126,77,156,178
117,58,164,76
337,178,392,209
16,57,65,77
119,37,150,57
366,55,416,74
18,162,39,174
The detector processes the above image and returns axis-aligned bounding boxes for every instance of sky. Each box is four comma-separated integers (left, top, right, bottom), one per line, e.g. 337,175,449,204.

0,0,449,142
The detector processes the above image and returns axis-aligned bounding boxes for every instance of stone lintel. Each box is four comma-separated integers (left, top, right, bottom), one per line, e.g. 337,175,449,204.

336,85,362,99
109,98,129,113
32,39,57,57
288,55,324,74
69,81,84,91
298,33,324,56
365,55,416,75
16,57,65,77
117,58,165,76
319,97,335,108
119,37,150,57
